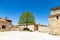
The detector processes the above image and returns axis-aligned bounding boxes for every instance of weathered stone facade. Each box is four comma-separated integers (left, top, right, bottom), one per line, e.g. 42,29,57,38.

0,18,12,31
49,6,60,35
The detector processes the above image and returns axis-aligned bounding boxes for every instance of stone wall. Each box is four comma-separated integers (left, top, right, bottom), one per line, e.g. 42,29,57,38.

51,6,60,15
48,6,60,35
48,17,60,35
0,18,12,31
38,25,49,33
18,25,35,31
10,25,19,31
51,10,60,15
0,21,12,31
27,25,34,31
19,25,25,31
10,27,19,31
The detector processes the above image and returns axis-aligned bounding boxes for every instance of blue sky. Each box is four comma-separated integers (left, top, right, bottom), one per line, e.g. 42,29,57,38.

0,0,60,25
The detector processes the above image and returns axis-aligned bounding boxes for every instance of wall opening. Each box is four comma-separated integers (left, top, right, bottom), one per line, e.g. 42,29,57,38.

23,28,30,31
2,25,6,29
56,16,59,19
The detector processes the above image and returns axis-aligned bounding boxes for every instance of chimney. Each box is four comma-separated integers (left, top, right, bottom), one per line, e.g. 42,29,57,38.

5,17,8,19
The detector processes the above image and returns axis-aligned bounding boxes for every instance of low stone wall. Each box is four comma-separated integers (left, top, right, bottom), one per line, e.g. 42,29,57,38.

18,25,35,31
19,26,25,31
10,27,19,31
38,25,49,33
10,25,19,31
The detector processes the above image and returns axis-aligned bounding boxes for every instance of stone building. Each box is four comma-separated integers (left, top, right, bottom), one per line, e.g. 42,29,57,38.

48,6,60,35
0,18,12,31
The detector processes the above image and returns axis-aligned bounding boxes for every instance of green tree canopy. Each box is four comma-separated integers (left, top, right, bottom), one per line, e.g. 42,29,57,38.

18,12,35,25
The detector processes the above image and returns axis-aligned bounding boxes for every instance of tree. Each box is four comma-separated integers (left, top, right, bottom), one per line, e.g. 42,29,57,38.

18,12,35,28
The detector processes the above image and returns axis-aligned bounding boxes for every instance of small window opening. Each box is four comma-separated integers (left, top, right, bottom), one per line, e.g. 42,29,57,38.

2,25,6,29
56,16,59,19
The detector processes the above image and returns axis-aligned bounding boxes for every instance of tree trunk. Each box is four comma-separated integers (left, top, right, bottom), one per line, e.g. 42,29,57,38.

26,18,27,28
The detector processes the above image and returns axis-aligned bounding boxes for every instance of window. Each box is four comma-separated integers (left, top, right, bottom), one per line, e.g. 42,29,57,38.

2,25,6,29
56,16,59,19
